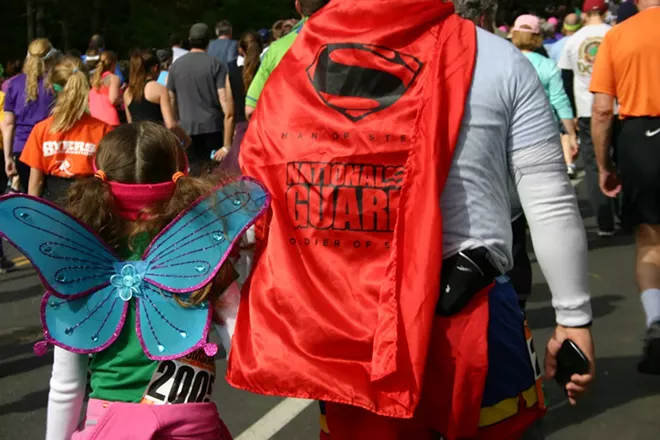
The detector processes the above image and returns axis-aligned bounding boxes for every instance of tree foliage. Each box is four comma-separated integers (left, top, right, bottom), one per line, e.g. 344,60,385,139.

0,0,297,63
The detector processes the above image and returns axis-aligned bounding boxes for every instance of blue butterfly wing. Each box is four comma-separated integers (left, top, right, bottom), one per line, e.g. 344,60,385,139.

42,287,128,353
143,177,269,293
136,285,211,360
0,194,119,297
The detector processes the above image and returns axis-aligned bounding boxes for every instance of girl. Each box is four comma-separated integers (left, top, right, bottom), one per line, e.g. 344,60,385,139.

19,56,113,204
124,49,190,147
511,15,579,176
1,38,56,192
89,51,121,126
213,31,262,174
45,122,239,440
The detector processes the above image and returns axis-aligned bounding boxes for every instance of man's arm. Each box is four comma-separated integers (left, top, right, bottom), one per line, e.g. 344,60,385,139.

591,93,615,171
508,53,594,403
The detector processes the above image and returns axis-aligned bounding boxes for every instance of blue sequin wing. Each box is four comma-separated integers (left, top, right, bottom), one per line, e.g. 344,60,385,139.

143,177,270,293
135,285,211,360
0,194,119,297
41,286,129,354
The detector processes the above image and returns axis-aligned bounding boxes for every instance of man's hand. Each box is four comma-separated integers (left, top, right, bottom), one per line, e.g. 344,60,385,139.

5,156,16,178
545,325,595,405
598,167,621,197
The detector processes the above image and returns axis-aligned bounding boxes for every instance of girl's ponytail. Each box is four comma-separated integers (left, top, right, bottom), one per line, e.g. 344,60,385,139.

49,56,90,133
90,51,117,90
128,50,147,101
240,31,263,91
24,38,53,103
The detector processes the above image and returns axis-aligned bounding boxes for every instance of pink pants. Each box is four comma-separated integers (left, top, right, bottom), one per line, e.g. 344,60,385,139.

72,399,233,440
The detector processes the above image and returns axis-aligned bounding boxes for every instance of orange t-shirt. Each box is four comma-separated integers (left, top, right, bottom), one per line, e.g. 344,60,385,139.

589,8,660,118
20,113,113,178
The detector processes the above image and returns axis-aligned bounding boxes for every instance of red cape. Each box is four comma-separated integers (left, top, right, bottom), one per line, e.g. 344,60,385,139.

228,0,477,422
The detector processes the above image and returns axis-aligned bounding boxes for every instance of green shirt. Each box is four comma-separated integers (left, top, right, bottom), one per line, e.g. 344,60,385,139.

245,18,307,108
88,234,156,403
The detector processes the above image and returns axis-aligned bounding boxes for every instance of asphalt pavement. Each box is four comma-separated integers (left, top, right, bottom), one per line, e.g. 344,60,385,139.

1,177,659,440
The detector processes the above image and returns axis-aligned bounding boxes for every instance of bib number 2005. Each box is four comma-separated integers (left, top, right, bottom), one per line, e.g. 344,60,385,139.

144,360,215,404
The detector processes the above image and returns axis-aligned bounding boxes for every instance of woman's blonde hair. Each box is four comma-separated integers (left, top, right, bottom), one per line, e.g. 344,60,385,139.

90,51,117,90
24,38,54,103
49,56,90,133
511,28,543,52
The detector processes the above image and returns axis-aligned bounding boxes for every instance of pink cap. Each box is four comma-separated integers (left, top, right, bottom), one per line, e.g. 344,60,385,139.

548,17,559,26
512,14,541,34
497,25,509,33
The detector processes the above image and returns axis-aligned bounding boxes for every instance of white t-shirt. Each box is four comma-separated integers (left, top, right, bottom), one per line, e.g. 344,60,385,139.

558,23,612,117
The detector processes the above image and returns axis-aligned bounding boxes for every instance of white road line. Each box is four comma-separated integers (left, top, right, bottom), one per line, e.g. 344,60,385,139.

235,398,315,440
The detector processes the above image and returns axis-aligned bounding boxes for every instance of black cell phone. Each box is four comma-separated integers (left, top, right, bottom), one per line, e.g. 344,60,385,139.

554,339,591,387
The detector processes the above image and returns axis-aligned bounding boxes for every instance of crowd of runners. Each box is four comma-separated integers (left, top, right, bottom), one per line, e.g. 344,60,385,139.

0,0,658,439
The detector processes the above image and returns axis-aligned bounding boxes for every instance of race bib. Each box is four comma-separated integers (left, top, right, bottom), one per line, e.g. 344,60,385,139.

141,350,216,405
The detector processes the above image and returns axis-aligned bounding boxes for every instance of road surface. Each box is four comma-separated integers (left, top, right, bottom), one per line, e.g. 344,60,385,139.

1,176,659,440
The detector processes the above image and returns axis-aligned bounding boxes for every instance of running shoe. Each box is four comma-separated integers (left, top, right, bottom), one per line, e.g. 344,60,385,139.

638,321,660,375
0,258,16,274
598,229,616,237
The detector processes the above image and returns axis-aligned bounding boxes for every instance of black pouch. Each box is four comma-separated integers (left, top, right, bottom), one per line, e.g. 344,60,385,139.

436,247,499,316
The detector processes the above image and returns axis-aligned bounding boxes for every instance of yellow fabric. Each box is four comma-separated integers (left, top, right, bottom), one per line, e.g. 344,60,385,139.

478,383,540,427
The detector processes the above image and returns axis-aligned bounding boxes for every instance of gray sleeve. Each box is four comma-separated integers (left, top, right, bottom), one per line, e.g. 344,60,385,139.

511,143,593,327
508,52,560,152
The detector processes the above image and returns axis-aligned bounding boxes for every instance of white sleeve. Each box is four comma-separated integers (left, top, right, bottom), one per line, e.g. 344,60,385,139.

557,39,572,71
46,347,88,440
511,143,593,327
213,282,241,357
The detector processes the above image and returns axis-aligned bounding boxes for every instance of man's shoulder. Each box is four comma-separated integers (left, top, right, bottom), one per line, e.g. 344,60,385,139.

476,28,521,61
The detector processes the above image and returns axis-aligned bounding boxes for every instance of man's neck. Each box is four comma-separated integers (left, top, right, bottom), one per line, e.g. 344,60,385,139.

639,3,660,11
190,48,205,53
584,16,605,26
218,36,229,40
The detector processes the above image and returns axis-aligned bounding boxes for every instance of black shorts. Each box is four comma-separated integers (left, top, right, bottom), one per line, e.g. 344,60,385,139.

618,117,660,226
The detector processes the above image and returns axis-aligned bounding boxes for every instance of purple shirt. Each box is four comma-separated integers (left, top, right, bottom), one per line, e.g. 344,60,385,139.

4,73,54,153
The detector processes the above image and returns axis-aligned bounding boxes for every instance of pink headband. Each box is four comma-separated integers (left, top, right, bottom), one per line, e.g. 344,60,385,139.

93,156,189,221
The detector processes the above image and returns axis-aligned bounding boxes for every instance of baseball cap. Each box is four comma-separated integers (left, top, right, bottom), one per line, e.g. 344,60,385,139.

189,23,210,40
512,15,541,34
156,48,172,64
583,0,607,13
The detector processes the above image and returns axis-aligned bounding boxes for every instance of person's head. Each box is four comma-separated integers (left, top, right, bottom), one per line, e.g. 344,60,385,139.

215,20,233,39
24,38,57,103
90,51,117,90
189,23,210,50
6,59,23,78
48,56,89,133
295,0,330,17
128,49,160,101
271,20,286,41
540,19,556,39
617,1,639,23
239,31,264,91
66,122,213,253
453,0,499,31
282,23,293,36
511,15,543,51
562,13,582,35
156,48,172,71
170,33,184,48
635,0,660,11
582,0,608,23
89,34,105,52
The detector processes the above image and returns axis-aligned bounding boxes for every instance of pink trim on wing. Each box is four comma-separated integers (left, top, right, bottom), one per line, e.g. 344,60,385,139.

39,290,129,355
0,193,121,300
142,177,271,294
134,296,214,361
